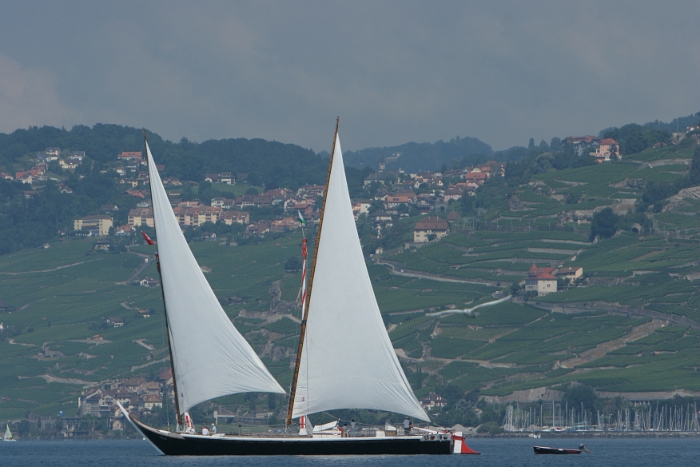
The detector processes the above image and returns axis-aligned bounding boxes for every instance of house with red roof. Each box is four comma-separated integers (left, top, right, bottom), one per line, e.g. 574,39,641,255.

525,264,558,296
385,191,416,208
564,135,600,156
465,171,488,185
443,188,464,201
413,216,448,243
591,138,621,163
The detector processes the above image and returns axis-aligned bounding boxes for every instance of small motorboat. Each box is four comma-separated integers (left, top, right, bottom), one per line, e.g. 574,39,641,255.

533,444,590,454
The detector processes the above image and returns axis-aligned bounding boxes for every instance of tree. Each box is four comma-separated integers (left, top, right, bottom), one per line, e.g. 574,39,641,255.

550,137,563,151
384,173,398,185
590,207,618,241
565,192,580,205
198,180,214,204
639,181,681,212
48,161,63,174
368,199,385,213
624,129,647,154
563,384,598,413
690,146,700,185
181,184,194,201
284,256,301,272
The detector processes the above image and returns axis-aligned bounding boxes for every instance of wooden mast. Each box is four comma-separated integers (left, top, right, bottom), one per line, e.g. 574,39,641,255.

286,117,339,426
143,129,183,426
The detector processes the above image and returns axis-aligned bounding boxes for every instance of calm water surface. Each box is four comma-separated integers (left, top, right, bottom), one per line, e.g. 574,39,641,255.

1,438,699,466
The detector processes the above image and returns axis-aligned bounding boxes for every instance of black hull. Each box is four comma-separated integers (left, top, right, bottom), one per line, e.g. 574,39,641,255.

533,446,581,454
131,417,452,456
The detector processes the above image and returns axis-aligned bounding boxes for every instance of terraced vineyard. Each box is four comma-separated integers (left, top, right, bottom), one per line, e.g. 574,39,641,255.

379,143,700,400
3,143,700,423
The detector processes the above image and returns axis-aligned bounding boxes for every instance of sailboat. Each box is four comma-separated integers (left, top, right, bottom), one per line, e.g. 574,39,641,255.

3,423,16,441
120,122,474,455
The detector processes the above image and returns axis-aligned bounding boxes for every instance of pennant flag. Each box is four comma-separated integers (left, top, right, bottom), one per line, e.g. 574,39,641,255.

300,238,308,310
298,211,306,226
142,231,155,245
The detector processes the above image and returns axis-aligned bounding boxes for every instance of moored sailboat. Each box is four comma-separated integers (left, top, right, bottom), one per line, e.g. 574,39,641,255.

3,423,16,441
121,122,474,455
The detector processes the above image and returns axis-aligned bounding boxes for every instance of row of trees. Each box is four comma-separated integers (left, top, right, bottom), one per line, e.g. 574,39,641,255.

601,123,671,155
0,124,330,189
0,124,365,255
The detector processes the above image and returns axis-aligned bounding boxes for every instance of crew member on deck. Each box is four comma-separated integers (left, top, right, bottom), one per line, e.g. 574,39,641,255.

202,425,209,436
404,417,411,435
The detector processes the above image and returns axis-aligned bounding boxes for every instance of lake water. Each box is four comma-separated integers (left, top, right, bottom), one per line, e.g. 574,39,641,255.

1,437,699,466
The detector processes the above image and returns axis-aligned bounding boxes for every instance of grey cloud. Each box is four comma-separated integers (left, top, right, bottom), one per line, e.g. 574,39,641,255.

0,1,698,152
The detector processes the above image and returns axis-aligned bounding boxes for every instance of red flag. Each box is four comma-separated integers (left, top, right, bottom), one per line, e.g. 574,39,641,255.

141,231,155,245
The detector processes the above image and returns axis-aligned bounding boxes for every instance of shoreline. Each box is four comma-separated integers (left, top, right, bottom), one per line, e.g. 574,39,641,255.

484,431,700,439
9,431,700,441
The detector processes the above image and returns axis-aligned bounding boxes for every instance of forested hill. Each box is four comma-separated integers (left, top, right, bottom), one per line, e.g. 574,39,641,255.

643,112,700,133
342,136,494,172
0,124,329,189
0,124,335,255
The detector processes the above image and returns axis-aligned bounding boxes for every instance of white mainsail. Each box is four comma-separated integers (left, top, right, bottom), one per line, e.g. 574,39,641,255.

4,423,13,441
145,142,285,415
291,134,429,422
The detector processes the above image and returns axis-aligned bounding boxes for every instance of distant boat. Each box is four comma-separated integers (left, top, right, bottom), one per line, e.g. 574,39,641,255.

534,444,589,454
3,423,16,442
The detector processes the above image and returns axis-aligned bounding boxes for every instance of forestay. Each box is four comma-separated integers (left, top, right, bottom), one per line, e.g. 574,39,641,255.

145,142,285,415
291,135,429,422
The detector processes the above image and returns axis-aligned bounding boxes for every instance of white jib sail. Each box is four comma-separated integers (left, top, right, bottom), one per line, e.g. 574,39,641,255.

145,142,285,415
292,134,429,422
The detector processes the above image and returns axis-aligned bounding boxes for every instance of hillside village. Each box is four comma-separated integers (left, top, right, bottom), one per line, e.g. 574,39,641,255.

67,153,505,240
1,121,697,255
3,118,700,438
8,143,513,246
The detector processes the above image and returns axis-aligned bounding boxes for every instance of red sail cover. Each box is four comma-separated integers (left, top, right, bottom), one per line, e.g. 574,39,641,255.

142,231,155,245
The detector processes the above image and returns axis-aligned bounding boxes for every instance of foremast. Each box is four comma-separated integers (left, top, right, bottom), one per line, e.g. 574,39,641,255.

143,130,183,426
286,117,339,426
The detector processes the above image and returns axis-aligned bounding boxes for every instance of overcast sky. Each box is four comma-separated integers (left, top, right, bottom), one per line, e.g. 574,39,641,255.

0,1,698,152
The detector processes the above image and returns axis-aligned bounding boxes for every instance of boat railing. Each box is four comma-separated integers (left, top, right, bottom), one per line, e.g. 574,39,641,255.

211,426,427,438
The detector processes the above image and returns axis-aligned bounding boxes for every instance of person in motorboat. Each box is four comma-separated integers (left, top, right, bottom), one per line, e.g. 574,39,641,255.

201,425,209,436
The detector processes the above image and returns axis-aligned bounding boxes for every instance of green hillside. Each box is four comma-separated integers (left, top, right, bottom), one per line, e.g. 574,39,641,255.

3,136,700,427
